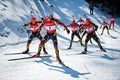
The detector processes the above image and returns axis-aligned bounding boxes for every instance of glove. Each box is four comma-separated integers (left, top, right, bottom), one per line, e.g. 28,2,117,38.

41,18,43,20
23,24,27,27
95,27,98,31
66,29,70,34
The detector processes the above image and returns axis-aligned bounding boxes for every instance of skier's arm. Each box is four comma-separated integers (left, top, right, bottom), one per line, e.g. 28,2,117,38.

55,19,70,34
23,23,30,27
91,22,98,31
82,31,86,39
37,21,42,25
66,24,71,27
79,24,85,32
39,22,44,32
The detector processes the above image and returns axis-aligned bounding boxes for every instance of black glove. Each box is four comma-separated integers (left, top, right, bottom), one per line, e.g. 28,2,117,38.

41,18,43,20
67,29,70,34
95,27,98,31
23,24,27,27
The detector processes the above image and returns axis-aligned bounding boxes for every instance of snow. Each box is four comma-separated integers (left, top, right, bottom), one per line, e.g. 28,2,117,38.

0,0,120,80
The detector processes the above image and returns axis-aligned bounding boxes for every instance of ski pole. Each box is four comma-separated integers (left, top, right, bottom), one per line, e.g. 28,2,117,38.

83,14,87,18
17,26,26,43
49,4,54,17
72,15,74,19
30,11,34,18
35,10,43,19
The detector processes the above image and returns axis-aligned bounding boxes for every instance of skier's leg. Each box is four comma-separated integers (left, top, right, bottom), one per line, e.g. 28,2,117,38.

33,34,49,57
90,9,91,15
76,32,83,46
92,33,106,52
91,9,93,15
90,9,92,15
112,21,114,30
83,34,91,53
106,26,110,34
101,27,105,35
42,45,48,54
37,33,48,54
81,31,86,39
23,33,34,53
89,38,93,44
52,34,62,63
109,22,112,29
68,33,74,49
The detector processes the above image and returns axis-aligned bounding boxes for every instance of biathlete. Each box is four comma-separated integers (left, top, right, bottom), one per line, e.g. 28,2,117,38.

80,18,106,54
32,14,70,63
23,17,48,54
67,19,83,49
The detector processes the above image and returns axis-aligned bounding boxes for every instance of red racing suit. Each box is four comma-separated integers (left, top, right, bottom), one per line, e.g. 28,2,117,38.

67,22,83,48
100,21,109,35
23,21,47,53
37,18,69,62
109,17,114,29
24,21,42,32
68,23,80,32
80,22,103,52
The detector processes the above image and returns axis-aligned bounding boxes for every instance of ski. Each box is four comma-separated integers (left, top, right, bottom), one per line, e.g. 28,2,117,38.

4,52,35,55
109,35,117,39
63,48,71,50
96,50,115,54
8,55,52,61
65,52,88,56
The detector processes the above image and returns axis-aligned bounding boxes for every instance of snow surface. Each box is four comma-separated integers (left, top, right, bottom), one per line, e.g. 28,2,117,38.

0,0,120,80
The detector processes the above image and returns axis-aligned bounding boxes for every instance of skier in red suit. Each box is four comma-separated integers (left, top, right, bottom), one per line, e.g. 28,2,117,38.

80,18,106,54
67,19,83,49
23,17,48,54
108,16,114,30
32,14,70,63
100,20,110,35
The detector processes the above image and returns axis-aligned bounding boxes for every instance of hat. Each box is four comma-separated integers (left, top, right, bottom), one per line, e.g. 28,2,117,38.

86,18,90,23
72,19,75,23
31,17,36,22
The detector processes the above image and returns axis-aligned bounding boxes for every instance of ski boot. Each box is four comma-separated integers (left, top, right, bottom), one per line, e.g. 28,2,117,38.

56,56,62,63
81,51,87,54
100,47,106,52
22,49,29,54
67,46,71,49
44,52,48,55
44,52,51,56
81,48,87,54
32,52,40,57
81,43,84,46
